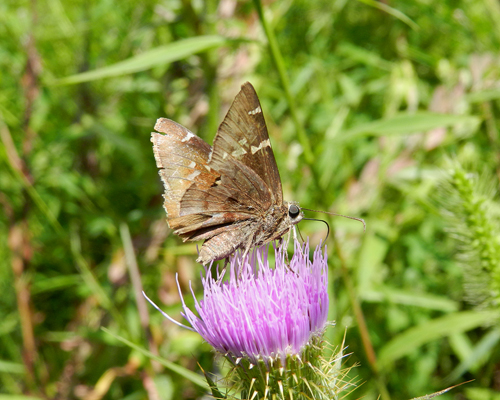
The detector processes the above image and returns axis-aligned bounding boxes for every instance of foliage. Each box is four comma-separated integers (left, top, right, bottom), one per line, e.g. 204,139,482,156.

1,0,500,399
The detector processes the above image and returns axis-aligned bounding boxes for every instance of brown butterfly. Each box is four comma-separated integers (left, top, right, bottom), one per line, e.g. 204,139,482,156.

151,82,303,265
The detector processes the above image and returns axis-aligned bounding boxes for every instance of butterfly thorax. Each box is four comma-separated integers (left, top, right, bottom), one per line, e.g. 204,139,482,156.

194,202,302,265
252,201,303,246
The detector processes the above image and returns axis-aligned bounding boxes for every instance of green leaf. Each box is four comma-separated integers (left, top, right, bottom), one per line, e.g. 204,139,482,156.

336,43,393,71
341,112,481,141
466,89,500,103
200,364,226,399
154,375,175,400
378,310,500,367
0,360,24,374
0,397,44,400
465,387,500,400
55,36,228,85
362,288,459,312
448,332,473,362
356,0,419,30
31,274,81,294
445,327,500,383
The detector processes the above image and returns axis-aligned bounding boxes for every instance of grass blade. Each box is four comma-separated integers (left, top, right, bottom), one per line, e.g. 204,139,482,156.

342,112,481,140
444,327,500,383
378,310,500,367
55,36,228,85
356,0,419,30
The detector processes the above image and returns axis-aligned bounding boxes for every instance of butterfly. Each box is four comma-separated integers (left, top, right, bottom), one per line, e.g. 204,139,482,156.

151,82,304,265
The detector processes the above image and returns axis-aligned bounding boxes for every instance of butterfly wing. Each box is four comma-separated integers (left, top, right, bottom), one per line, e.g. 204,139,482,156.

152,119,253,238
210,82,283,205
152,83,285,263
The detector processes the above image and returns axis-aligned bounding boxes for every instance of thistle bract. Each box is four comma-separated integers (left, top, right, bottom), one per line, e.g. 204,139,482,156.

180,240,328,364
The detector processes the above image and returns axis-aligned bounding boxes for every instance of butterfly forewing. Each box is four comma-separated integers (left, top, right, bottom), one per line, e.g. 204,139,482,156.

210,82,283,206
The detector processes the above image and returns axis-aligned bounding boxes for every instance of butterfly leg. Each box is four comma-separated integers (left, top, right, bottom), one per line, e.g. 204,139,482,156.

281,236,290,265
285,228,302,274
216,258,229,284
237,233,259,279
282,228,294,265
238,246,252,279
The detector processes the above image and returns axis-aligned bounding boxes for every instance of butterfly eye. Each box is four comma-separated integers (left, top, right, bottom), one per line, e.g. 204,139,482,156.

288,204,300,218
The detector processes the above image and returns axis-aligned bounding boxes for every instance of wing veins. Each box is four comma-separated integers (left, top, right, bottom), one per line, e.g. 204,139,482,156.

182,187,258,211
209,154,268,210
158,150,214,171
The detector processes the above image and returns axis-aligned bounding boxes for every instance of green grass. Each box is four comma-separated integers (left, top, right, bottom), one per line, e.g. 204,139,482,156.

1,0,500,399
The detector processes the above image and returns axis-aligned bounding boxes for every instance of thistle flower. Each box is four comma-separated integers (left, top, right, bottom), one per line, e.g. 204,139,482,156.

185,241,328,363
146,240,350,399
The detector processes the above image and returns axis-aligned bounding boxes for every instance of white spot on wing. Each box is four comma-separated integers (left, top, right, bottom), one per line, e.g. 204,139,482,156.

251,139,271,154
186,170,201,181
248,106,262,115
238,138,248,146
188,161,196,168
181,131,195,142
231,147,247,158
222,152,228,160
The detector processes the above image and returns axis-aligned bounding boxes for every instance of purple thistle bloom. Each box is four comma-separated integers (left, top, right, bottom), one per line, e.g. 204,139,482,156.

142,241,350,399
178,240,329,365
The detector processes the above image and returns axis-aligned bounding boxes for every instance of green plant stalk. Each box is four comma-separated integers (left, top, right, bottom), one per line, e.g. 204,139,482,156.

252,0,314,166
180,0,220,139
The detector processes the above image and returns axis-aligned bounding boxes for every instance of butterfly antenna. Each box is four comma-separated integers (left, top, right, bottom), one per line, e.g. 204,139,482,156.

301,208,366,232
302,218,330,243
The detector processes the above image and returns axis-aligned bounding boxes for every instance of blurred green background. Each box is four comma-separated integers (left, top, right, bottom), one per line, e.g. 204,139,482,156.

2,0,500,398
